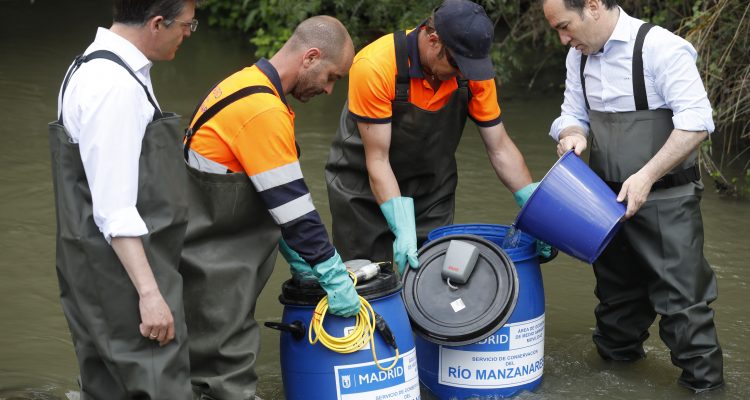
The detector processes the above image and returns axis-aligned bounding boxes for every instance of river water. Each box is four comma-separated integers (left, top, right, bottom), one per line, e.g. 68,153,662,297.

0,1,748,399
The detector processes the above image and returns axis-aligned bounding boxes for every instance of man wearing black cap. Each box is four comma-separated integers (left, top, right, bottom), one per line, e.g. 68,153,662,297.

326,0,549,272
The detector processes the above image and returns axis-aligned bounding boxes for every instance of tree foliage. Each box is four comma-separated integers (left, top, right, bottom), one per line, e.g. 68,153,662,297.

680,0,750,196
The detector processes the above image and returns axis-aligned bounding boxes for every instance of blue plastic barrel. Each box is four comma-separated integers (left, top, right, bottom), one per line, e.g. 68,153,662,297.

268,267,420,400
418,224,545,398
515,150,626,263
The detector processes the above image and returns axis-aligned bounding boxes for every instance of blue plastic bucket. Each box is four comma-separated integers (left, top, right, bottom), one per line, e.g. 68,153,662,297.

416,224,545,398
268,267,420,400
515,150,626,263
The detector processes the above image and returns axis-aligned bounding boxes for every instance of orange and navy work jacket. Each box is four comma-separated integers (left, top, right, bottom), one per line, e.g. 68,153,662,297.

348,27,503,126
189,59,334,265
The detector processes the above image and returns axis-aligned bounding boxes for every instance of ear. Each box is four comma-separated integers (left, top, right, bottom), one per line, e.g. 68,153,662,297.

302,48,322,68
147,15,164,33
587,0,601,18
427,32,441,48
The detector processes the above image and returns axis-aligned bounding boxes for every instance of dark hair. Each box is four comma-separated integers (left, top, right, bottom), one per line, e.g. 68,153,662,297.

546,0,618,13
424,14,436,34
113,0,193,25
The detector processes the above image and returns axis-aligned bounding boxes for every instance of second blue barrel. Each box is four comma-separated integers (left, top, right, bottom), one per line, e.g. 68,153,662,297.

407,224,545,398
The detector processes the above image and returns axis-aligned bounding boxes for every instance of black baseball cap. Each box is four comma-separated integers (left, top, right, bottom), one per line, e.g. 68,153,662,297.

434,0,495,81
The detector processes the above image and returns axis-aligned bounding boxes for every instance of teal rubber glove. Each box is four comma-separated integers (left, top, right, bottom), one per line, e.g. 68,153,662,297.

314,251,361,317
278,238,316,281
380,196,419,274
513,183,555,261
513,182,539,207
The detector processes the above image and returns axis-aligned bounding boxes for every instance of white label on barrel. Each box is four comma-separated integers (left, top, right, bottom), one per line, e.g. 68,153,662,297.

450,298,466,313
438,314,545,388
334,347,420,399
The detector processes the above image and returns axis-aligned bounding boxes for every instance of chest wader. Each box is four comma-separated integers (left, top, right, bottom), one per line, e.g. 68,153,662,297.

325,30,469,263
181,85,281,400
583,24,723,391
49,51,191,400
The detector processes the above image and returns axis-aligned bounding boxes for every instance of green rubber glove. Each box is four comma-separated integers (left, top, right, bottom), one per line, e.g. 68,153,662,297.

380,196,419,274
278,238,316,281
513,183,555,261
313,251,361,317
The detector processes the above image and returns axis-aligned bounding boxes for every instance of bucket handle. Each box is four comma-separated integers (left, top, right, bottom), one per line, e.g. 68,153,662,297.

264,320,306,341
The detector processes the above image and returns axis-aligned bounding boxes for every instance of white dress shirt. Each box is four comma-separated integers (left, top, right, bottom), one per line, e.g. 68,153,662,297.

549,8,714,141
58,28,159,242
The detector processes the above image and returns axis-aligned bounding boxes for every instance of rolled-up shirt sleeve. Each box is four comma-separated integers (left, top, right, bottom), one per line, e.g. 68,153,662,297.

75,71,150,242
647,31,715,134
550,48,591,142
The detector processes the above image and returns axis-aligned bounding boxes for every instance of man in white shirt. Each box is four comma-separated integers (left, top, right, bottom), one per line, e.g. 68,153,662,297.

50,1,197,398
542,0,723,392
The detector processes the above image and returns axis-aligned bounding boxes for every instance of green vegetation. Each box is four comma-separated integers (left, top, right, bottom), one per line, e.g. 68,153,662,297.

198,0,748,197
680,0,750,197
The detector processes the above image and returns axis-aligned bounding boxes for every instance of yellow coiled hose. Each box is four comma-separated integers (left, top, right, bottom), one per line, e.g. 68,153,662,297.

308,272,399,371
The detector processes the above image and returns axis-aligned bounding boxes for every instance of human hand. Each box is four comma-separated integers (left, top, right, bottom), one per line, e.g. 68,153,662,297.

380,197,419,274
536,241,558,263
514,183,557,263
617,171,655,219
557,132,587,157
138,289,175,347
314,251,361,317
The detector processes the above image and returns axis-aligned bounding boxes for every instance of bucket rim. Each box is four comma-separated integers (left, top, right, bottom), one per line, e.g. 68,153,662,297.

514,149,576,227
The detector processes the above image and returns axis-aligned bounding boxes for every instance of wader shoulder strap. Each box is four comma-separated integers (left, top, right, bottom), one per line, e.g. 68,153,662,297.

580,23,654,112
58,55,85,123
58,50,163,124
580,54,590,111
633,23,654,111
457,78,472,102
391,30,470,103
183,85,275,160
393,30,410,103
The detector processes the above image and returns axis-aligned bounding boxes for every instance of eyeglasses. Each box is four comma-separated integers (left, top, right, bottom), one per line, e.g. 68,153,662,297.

444,46,459,70
164,18,198,32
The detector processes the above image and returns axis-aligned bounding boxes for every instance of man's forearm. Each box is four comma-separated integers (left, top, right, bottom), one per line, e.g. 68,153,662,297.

359,121,402,204
479,124,532,192
111,236,159,297
639,129,707,182
367,159,401,205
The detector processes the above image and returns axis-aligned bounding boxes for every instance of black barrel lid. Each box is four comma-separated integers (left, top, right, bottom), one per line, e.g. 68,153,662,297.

279,261,402,306
401,234,518,346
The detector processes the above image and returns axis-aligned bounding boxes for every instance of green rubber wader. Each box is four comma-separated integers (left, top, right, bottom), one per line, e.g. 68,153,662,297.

181,91,280,400
325,31,469,262
582,24,723,390
49,52,192,400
